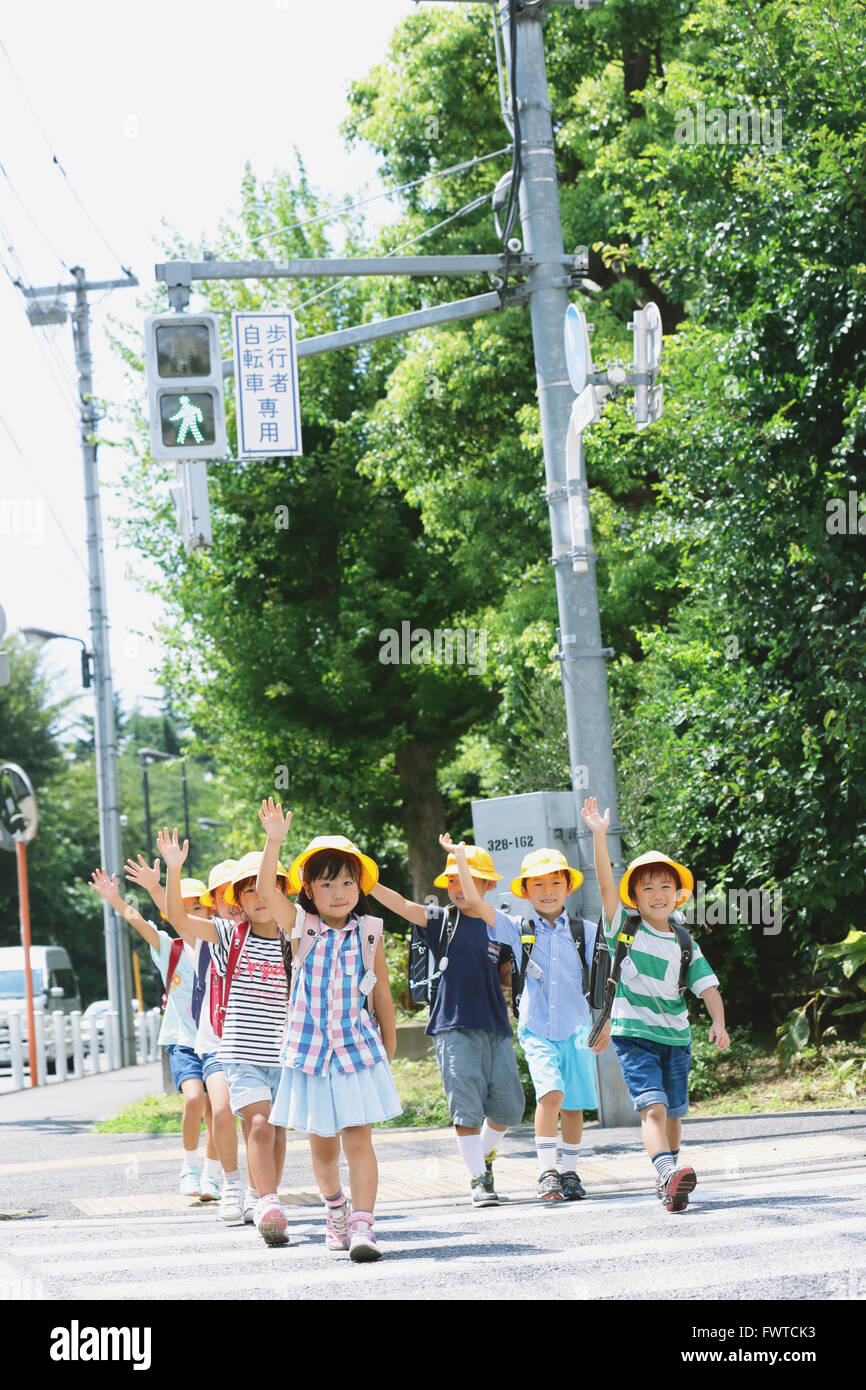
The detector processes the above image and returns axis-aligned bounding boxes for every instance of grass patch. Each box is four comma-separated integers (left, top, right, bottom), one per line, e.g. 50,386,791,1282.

95,1092,187,1133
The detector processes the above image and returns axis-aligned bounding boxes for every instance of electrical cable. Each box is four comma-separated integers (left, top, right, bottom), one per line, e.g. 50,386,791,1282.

0,406,90,581
240,146,513,252
0,163,71,273
0,35,133,278
497,0,523,246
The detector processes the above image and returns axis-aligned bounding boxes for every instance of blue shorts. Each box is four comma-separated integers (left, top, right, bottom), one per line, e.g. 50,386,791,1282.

518,1025,598,1110
612,1036,691,1118
167,1044,205,1092
201,1050,222,1084
223,1061,283,1116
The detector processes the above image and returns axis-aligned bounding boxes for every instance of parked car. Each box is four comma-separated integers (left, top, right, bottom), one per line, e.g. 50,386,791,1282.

0,945,82,1065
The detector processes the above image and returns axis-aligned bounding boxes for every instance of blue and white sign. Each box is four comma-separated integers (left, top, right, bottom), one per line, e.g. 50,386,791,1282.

232,310,303,457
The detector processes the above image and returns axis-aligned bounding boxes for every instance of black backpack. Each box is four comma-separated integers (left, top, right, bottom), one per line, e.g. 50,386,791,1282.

510,916,593,1019
587,909,694,1046
408,906,460,1008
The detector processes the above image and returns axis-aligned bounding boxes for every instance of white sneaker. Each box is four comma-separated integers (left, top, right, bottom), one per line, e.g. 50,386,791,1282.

243,1187,257,1224
178,1166,201,1197
219,1182,244,1223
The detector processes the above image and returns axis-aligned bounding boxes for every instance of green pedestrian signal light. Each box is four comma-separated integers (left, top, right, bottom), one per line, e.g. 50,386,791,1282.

145,312,227,461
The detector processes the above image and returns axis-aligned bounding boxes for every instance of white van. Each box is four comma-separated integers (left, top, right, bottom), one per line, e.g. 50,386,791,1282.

0,945,83,1064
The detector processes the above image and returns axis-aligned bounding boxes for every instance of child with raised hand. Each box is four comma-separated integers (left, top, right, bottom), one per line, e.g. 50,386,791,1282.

158,828,292,1248
125,853,249,1223
580,796,729,1213
368,833,524,1205
257,797,400,1263
89,867,213,1200
446,835,609,1203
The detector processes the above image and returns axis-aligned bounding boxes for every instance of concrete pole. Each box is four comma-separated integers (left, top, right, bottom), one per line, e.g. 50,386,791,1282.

504,3,633,1123
70,267,136,1066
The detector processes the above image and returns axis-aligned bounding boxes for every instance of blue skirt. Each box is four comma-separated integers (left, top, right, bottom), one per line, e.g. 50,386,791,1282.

269,1058,403,1137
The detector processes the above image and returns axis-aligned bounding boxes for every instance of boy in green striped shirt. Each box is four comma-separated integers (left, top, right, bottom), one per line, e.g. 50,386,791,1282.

581,797,729,1212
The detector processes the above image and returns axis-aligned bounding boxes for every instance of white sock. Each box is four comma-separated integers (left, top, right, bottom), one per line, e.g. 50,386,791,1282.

203,1157,222,1181
481,1122,505,1158
536,1137,558,1175
560,1143,581,1174
456,1134,486,1178
222,1169,240,1187
182,1149,200,1169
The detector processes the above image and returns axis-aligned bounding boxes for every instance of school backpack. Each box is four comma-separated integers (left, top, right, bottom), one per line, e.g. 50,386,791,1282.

408,906,460,1008
211,922,252,1038
510,916,594,1019
587,909,694,1046
160,938,185,1014
189,939,211,1027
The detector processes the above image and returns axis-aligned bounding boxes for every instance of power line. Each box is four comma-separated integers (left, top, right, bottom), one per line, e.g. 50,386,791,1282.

0,162,71,274
0,406,90,581
0,35,133,278
241,146,513,253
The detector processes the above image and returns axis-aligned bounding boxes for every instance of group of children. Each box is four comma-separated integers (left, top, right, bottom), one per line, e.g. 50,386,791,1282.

88,793,729,1259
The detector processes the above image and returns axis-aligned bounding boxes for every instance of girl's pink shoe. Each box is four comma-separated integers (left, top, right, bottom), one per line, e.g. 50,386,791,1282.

324,1195,351,1252
348,1210,381,1262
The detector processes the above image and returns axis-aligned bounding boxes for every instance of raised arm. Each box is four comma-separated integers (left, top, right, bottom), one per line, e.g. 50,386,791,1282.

368,881,428,928
158,827,218,942
256,798,296,932
124,854,207,943
442,833,497,927
581,798,619,926
89,869,159,950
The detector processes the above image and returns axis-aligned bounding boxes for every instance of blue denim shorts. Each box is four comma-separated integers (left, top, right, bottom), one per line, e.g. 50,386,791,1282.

223,1061,284,1116
167,1044,204,1092
612,1036,691,1118
200,1049,222,1084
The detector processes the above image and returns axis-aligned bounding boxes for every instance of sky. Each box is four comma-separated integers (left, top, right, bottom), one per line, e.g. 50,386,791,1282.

0,0,426,732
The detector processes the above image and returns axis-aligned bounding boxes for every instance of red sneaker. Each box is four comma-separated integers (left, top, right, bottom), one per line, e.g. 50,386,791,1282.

662,1165,697,1213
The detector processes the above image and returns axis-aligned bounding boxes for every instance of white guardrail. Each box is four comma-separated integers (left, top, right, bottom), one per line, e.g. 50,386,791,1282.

0,1008,162,1090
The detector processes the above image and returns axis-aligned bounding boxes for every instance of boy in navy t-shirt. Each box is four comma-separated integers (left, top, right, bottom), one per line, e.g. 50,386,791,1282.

369,836,524,1205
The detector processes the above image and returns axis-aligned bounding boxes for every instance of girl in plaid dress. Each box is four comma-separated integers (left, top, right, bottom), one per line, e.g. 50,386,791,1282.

256,799,401,1262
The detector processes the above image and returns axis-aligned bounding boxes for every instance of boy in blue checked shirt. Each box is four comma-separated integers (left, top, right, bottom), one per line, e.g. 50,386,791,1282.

447,836,610,1202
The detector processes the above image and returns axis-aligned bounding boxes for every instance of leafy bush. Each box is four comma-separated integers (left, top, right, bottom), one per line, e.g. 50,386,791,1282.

777,930,866,1071
687,1030,765,1103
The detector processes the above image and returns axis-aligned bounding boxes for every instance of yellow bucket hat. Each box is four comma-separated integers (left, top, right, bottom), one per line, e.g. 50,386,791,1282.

199,859,238,908
619,852,693,909
434,845,502,888
510,848,583,899
224,851,288,906
288,836,378,896
161,876,208,919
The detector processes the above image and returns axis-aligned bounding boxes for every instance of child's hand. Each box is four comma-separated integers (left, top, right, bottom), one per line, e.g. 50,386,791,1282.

589,1017,611,1054
89,868,119,902
439,832,464,854
156,827,188,868
124,855,161,893
580,797,610,834
709,1022,730,1051
258,797,292,840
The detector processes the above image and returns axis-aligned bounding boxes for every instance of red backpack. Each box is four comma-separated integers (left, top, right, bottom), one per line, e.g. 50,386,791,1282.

211,922,251,1039
161,938,186,1013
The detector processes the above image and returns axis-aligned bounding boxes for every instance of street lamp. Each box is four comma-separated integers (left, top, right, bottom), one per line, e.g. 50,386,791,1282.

138,748,191,871
21,628,94,688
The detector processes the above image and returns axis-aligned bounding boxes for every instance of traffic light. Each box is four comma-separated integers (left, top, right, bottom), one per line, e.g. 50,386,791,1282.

630,302,663,431
145,313,227,461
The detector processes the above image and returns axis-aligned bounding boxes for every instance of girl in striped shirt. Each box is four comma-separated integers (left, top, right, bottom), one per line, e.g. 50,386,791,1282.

161,830,294,1247
256,798,400,1262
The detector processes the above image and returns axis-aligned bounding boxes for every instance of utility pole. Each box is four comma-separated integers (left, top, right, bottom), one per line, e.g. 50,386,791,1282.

500,0,625,907
20,266,139,1066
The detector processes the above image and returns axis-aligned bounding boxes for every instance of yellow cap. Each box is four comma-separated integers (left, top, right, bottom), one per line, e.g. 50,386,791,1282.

434,845,502,888
510,848,583,899
287,836,378,896
199,859,238,908
619,852,693,909
224,851,288,907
